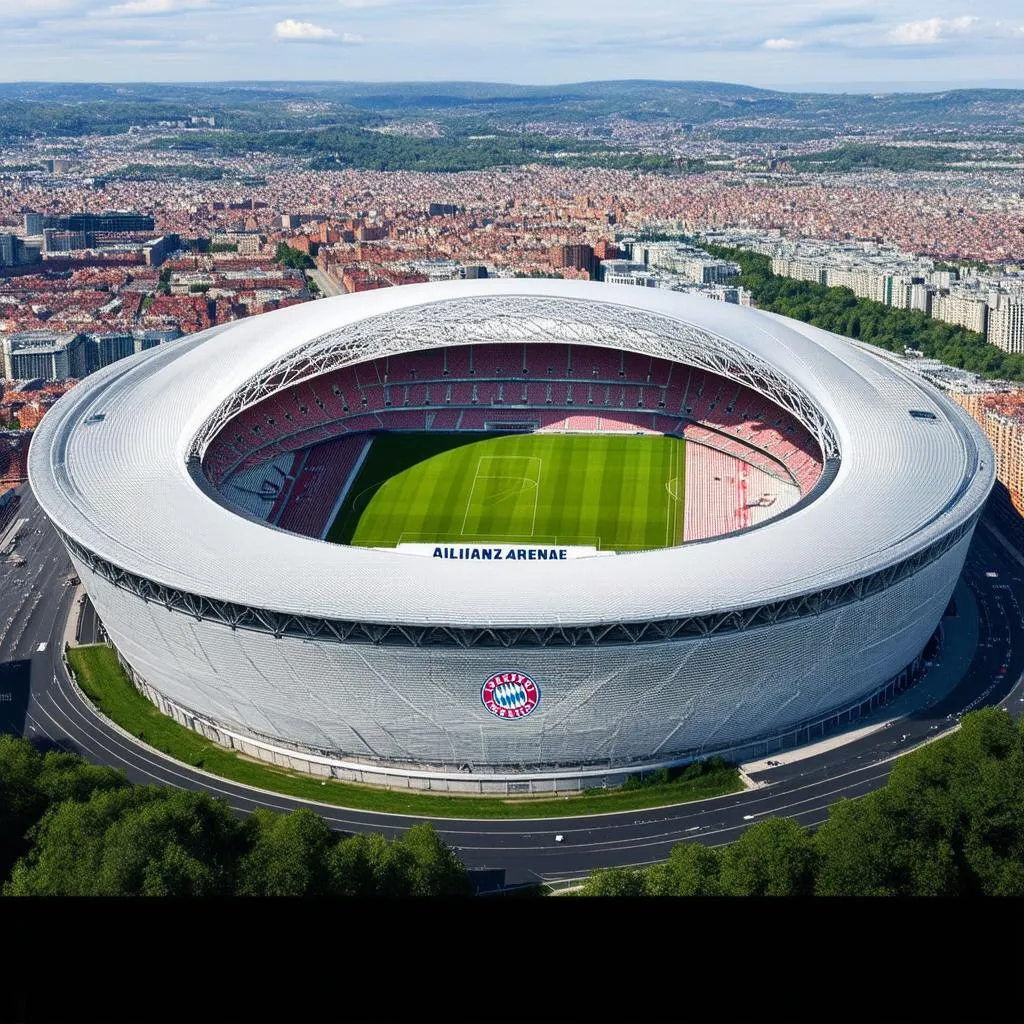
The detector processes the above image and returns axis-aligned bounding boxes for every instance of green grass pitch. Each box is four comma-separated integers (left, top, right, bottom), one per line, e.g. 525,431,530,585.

326,432,685,552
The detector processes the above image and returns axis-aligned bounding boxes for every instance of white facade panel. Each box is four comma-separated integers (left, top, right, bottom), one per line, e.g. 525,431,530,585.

69,533,970,769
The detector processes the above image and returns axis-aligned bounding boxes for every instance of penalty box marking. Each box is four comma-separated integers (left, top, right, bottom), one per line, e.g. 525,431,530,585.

461,455,543,536
475,455,543,483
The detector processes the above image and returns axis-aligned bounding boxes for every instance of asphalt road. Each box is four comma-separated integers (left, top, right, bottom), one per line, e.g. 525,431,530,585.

3,480,1024,889
308,268,342,298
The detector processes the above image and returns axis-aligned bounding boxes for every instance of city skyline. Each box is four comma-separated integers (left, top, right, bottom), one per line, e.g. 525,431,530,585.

1,1,1023,89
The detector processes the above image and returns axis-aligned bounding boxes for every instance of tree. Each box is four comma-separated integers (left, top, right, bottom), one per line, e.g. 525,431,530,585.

814,712,1024,896
326,833,377,897
325,825,473,898
7,787,163,895
814,772,962,896
0,736,48,884
94,788,244,896
647,843,723,896
365,831,420,897
581,867,648,896
719,817,817,896
394,823,473,897
328,831,458,897
34,751,126,809
813,799,897,896
275,242,314,271
0,737,127,884
931,710,1024,896
236,807,336,896
5,786,242,896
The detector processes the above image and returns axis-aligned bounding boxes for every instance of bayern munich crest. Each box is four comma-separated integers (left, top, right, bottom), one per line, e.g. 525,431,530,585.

481,672,540,719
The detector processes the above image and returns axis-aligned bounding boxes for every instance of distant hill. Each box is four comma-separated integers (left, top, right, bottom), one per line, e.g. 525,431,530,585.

0,79,1022,131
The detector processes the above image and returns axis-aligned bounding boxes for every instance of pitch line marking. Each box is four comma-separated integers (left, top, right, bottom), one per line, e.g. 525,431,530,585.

665,441,683,548
527,456,542,538
475,455,542,484
459,476,539,533
460,454,542,538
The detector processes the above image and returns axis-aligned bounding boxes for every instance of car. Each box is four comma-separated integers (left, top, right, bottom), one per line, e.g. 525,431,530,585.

554,834,564,843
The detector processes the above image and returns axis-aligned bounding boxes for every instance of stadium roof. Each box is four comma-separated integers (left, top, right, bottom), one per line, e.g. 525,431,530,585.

30,280,994,629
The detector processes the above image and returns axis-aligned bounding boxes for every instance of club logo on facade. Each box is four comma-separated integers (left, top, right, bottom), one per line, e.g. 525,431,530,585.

481,672,540,719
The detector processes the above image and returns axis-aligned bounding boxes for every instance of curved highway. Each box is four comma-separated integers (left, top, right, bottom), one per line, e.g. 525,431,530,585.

3,482,1023,890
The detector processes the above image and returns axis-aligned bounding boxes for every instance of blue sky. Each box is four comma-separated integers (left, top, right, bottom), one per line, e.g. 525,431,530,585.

1,0,1022,89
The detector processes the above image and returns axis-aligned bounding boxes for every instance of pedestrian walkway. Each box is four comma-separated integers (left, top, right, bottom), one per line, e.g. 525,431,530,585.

64,584,90,650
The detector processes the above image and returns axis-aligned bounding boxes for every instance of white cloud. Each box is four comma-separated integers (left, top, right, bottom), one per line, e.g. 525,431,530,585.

764,37,800,49
273,19,363,43
890,15,978,45
274,19,338,40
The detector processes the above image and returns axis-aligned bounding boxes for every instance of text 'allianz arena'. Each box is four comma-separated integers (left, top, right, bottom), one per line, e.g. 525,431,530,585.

29,281,995,791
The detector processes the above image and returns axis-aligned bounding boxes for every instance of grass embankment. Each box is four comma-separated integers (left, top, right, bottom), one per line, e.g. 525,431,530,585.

66,644,741,819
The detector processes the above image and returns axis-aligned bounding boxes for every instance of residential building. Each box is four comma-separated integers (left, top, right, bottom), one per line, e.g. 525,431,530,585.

932,291,989,334
988,296,1024,355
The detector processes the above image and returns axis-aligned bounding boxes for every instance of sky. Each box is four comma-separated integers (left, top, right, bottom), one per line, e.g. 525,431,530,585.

1,0,1023,90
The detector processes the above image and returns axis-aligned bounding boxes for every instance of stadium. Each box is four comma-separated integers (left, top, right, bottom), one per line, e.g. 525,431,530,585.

29,280,994,791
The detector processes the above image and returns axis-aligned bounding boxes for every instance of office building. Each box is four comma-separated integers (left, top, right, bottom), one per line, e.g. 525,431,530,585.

42,229,89,253
87,332,135,370
2,331,87,382
42,212,155,234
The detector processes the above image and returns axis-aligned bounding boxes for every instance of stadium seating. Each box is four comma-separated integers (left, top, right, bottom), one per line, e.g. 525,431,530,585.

683,441,803,542
202,342,825,501
220,453,297,521
621,351,653,381
274,435,371,539
683,444,752,541
446,346,473,378
428,410,461,430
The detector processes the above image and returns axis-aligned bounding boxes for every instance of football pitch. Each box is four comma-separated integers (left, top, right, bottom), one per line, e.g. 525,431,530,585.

326,432,685,551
